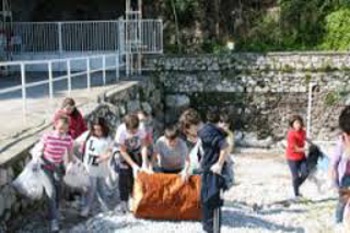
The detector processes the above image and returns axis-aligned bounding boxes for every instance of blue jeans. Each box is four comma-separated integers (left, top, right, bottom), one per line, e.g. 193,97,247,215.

42,167,63,221
336,175,350,223
287,159,308,197
82,177,109,212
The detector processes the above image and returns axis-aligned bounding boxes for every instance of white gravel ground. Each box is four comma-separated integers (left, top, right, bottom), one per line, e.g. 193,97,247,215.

13,151,340,233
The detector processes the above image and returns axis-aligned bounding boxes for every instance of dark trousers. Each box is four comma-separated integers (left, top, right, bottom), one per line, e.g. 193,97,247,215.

42,167,62,221
287,159,308,197
201,172,224,233
118,168,134,201
336,175,350,223
202,204,221,233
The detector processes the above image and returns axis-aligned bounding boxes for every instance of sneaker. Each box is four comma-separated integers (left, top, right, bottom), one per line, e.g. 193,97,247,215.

115,201,128,214
80,207,90,217
50,220,59,233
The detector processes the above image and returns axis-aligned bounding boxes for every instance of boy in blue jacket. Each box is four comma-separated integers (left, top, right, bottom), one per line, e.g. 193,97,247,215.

198,109,229,233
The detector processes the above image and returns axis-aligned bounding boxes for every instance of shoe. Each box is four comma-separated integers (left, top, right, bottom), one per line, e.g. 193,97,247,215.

50,219,59,233
115,201,128,214
80,207,90,217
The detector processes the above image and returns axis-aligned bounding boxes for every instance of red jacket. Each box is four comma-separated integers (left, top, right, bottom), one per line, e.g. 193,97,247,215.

53,109,87,139
286,129,306,161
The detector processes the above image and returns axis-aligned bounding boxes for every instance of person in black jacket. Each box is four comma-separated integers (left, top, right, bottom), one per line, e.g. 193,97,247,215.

198,109,229,233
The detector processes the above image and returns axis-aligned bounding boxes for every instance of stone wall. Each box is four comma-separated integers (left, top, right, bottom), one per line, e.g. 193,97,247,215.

151,52,350,143
0,81,162,230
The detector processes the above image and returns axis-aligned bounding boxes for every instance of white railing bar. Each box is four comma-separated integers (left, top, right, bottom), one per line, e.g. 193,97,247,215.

102,55,106,85
20,63,27,123
67,59,72,96
25,79,52,88
0,85,23,95
48,61,54,99
0,53,118,66
86,58,91,90
12,20,120,25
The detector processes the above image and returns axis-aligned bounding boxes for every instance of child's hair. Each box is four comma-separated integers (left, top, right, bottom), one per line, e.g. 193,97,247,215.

164,124,179,140
61,97,79,117
339,105,350,134
90,117,109,137
124,114,140,130
55,114,70,125
219,113,231,125
179,108,201,131
206,108,220,124
289,115,304,128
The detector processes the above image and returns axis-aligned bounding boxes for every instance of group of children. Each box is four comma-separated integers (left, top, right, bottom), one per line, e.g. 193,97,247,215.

33,97,235,233
32,95,350,233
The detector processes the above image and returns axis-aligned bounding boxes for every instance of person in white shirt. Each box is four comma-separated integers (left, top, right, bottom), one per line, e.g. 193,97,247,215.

75,117,113,217
114,114,152,213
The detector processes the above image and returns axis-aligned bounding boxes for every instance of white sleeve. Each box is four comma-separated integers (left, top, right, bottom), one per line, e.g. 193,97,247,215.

115,125,124,145
75,130,90,145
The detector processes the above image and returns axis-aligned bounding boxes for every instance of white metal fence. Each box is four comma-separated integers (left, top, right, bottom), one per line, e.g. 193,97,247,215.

0,53,124,122
8,20,163,54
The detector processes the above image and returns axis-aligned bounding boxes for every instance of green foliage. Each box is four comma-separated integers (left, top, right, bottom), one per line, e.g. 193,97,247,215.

324,91,340,106
321,8,350,50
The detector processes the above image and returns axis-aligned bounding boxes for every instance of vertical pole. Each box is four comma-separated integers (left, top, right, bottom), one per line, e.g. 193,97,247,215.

48,61,54,99
306,82,314,138
116,54,120,82
20,63,27,124
67,59,71,96
102,55,106,85
58,22,63,54
87,57,91,90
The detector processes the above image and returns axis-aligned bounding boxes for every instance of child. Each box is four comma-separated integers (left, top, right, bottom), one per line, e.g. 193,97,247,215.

75,117,114,217
179,108,202,150
137,110,155,168
198,109,229,233
53,97,87,140
286,115,309,199
331,106,350,226
178,108,203,174
114,114,151,213
38,114,74,232
154,124,190,180
218,113,235,188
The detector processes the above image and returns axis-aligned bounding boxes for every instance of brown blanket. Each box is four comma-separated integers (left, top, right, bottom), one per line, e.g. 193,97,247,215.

131,172,202,220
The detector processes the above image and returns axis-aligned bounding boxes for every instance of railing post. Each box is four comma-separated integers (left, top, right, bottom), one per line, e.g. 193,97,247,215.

87,57,91,90
20,63,27,124
116,54,120,82
48,61,54,99
67,59,71,96
102,55,106,85
58,22,63,53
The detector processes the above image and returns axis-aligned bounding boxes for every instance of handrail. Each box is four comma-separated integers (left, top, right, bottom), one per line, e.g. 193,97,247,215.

0,53,118,67
0,52,125,123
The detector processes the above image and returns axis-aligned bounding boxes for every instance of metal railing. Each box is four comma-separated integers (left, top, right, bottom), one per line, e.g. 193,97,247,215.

0,53,124,122
9,20,163,54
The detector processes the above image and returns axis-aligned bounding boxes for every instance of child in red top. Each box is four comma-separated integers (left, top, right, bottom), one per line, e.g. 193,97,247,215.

286,115,308,199
53,97,87,139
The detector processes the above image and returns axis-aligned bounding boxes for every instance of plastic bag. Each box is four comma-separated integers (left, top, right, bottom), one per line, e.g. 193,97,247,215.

12,159,46,200
105,155,119,189
63,158,90,190
189,140,203,174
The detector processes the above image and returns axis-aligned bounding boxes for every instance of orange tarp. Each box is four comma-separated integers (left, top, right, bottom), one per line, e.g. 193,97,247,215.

131,172,202,220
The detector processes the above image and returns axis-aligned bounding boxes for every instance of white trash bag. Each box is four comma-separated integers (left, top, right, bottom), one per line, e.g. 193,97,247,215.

63,158,90,190
12,159,48,200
